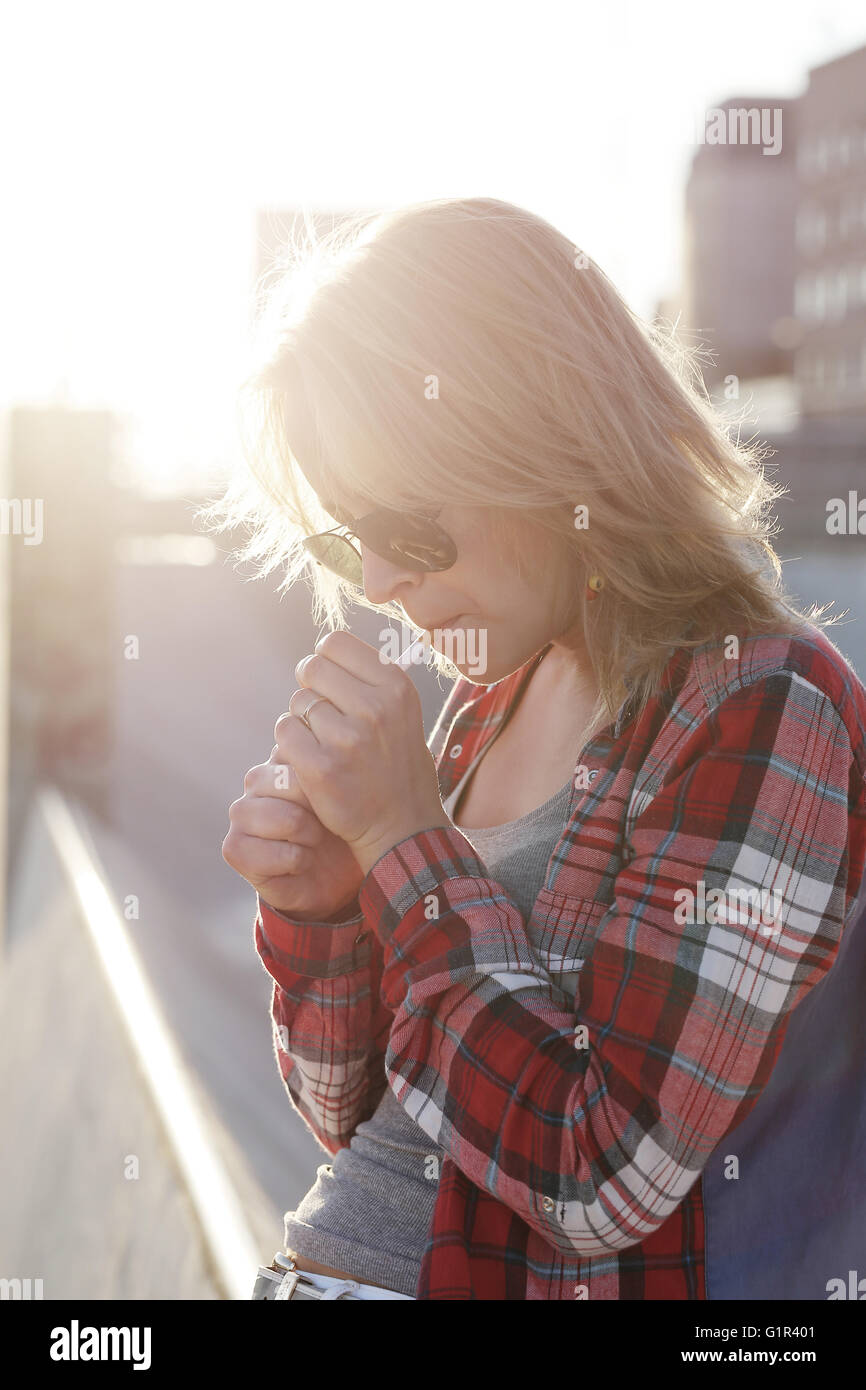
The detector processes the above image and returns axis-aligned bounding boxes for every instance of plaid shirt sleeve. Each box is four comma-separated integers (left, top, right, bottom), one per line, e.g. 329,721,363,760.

254,896,395,1154
357,669,862,1256
252,672,474,1155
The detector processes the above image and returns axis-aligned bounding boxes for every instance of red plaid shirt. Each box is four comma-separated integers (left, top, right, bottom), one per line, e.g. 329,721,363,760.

254,626,866,1299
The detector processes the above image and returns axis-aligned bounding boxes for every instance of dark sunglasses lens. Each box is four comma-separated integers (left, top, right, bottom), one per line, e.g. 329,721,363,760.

303,534,363,584
357,511,457,571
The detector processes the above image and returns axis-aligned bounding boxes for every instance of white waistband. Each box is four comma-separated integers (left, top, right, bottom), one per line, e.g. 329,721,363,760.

297,1268,415,1301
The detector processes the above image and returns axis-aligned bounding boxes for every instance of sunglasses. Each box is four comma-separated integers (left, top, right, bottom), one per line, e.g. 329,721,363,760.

302,500,458,586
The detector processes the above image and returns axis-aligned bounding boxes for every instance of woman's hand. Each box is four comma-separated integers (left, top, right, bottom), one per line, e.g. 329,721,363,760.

222,753,365,919
281,630,451,876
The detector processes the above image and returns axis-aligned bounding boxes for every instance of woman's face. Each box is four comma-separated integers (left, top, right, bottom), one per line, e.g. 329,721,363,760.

322,487,582,684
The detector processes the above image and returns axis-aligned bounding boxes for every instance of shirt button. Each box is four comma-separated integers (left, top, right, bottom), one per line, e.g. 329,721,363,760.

587,769,600,782
542,1196,555,1213
449,744,462,758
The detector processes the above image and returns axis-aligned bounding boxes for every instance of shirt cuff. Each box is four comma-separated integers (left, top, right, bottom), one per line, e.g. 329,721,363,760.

256,894,370,980
357,824,492,948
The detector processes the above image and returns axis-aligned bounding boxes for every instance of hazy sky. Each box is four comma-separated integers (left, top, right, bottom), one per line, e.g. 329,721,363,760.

3,0,865,495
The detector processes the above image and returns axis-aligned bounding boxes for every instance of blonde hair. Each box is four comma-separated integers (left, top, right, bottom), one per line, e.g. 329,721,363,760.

200,195,835,737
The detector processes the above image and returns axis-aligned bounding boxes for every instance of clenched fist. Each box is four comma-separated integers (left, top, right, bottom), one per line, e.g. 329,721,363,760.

222,748,364,921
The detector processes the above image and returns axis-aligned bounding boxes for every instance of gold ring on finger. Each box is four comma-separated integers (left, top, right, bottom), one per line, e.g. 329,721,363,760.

297,694,329,732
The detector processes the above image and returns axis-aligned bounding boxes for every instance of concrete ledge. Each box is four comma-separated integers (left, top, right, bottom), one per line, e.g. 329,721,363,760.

0,791,260,1299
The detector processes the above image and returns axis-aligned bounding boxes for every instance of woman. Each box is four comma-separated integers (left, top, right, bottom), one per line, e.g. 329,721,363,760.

213,197,866,1301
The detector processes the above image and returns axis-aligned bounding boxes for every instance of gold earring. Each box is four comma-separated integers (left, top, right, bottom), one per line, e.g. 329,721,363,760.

586,574,604,601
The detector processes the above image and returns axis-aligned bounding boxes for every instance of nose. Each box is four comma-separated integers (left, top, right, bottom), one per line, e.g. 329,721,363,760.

360,542,427,607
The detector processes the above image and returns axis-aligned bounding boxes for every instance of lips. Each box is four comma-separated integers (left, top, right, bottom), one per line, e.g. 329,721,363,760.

426,614,464,630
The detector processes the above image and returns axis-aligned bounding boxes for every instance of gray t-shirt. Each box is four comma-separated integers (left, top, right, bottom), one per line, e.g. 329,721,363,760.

282,731,573,1297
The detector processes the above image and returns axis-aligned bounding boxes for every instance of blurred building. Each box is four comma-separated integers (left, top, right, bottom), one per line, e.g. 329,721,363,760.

679,51,866,542
682,49,866,423
794,44,866,421
6,405,120,857
683,95,801,392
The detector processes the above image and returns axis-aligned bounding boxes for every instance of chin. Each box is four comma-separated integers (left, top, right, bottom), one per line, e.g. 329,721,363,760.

425,619,490,682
